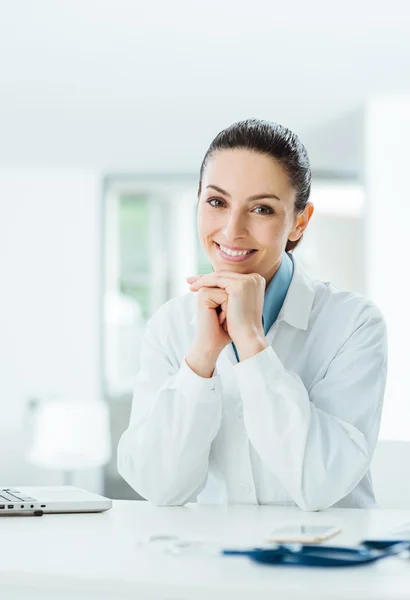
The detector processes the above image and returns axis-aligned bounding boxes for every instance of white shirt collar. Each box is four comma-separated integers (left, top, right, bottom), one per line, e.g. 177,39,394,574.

277,256,315,331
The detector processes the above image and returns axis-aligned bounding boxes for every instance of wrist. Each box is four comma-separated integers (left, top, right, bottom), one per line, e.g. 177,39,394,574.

232,325,265,347
233,334,268,362
185,345,219,378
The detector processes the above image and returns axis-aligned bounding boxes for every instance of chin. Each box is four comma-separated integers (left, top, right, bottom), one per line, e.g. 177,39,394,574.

214,261,253,273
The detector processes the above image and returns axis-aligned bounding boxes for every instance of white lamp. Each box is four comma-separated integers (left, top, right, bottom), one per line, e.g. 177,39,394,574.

28,400,111,487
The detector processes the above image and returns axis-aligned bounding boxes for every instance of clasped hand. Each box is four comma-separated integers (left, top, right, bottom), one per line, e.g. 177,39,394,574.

186,271,268,362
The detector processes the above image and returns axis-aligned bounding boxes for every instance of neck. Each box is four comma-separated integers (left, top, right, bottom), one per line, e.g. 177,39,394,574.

263,255,284,289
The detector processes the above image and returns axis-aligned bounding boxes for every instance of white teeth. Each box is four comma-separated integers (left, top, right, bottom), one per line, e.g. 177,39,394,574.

219,245,253,257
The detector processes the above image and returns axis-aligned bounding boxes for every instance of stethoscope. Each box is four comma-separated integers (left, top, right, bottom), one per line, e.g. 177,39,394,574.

137,535,410,567
222,539,410,567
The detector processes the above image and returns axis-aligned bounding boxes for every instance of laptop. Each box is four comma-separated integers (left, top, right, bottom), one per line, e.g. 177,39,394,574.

0,486,112,515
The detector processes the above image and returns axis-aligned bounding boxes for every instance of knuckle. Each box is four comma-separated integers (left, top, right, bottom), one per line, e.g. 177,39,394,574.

253,272,265,286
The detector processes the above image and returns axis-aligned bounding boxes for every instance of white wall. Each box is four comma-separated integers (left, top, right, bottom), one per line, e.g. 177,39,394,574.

364,97,410,441
0,2,410,175
0,169,102,484
372,441,410,509
296,215,365,296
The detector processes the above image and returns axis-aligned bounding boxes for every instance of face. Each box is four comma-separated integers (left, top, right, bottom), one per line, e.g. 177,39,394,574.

197,149,314,285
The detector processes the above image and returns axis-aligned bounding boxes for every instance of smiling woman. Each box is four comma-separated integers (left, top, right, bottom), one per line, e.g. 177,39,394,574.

117,119,387,511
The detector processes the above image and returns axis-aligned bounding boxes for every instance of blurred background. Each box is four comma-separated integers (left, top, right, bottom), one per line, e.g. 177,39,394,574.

0,0,409,506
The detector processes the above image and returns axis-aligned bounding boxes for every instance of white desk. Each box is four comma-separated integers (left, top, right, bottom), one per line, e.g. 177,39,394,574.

2,501,410,600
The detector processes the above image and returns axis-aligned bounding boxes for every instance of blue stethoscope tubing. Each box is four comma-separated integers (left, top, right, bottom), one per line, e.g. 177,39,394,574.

222,540,410,567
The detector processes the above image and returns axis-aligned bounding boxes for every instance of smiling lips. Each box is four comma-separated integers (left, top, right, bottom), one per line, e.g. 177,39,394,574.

215,242,257,262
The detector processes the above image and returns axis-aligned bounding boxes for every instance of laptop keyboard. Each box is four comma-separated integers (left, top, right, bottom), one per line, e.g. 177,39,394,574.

0,488,38,503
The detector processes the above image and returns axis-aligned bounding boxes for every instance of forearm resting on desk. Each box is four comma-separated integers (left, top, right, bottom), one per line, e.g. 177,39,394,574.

117,362,222,505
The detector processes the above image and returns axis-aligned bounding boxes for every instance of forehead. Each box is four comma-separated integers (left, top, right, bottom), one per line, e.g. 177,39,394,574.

202,148,294,201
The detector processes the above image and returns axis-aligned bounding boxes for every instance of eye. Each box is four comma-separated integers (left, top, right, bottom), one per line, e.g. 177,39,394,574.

206,197,226,208
252,205,275,216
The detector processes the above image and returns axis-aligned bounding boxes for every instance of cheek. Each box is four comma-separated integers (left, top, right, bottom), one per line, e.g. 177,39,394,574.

198,206,220,238
196,205,207,235
253,220,286,249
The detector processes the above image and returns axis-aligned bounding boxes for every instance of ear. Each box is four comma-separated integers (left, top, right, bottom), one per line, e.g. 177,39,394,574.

288,202,314,243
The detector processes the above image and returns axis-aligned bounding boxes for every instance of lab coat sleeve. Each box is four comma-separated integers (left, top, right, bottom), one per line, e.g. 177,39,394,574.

234,305,387,511
117,304,223,506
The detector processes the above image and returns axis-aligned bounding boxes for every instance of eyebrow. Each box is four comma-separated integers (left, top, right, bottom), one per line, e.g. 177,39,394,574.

206,184,282,202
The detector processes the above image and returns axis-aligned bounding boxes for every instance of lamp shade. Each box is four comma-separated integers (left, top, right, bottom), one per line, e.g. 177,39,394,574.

28,400,111,471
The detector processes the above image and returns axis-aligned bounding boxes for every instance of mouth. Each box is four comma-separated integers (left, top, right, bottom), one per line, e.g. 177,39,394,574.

214,242,257,263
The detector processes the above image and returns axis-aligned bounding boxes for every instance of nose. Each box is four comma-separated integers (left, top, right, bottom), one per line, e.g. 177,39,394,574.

222,210,248,242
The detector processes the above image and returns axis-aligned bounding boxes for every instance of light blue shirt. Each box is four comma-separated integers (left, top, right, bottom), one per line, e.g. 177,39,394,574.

232,252,294,362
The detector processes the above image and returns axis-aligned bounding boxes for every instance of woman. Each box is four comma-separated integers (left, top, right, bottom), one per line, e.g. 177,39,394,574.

117,119,387,510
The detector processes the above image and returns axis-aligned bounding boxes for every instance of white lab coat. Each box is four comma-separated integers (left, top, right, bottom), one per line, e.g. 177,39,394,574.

117,259,387,510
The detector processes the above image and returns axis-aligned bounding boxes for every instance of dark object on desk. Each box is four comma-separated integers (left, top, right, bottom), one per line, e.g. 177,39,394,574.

0,510,43,517
223,539,410,567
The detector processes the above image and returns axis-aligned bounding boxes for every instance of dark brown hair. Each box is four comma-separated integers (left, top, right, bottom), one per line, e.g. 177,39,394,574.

198,118,311,251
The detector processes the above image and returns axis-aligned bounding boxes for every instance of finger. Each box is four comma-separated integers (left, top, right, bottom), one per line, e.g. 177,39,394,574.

187,271,250,288
189,273,241,291
196,287,228,309
190,271,264,291
218,306,227,325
